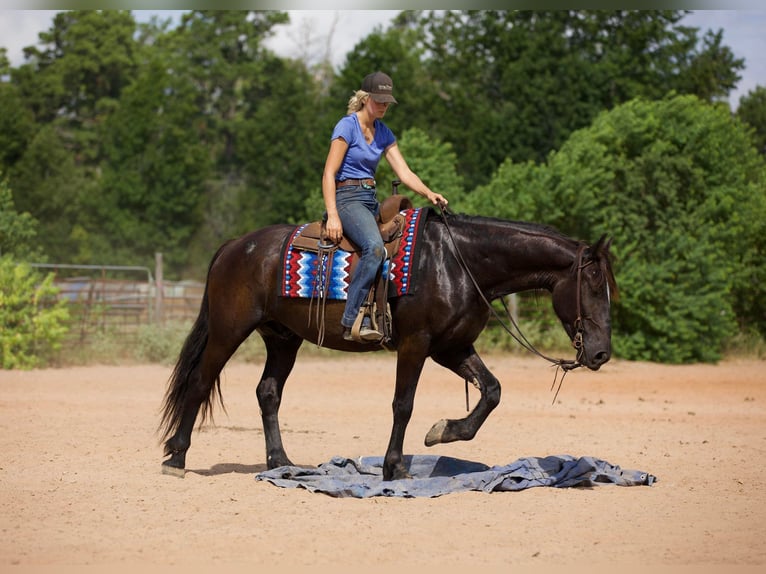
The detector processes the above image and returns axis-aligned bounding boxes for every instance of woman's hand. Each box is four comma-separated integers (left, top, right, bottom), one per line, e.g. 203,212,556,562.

384,144,448,208
325,213,343,244
426,191,448,208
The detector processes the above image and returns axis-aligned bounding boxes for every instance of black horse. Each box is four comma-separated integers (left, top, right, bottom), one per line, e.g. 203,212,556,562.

159,209,617,481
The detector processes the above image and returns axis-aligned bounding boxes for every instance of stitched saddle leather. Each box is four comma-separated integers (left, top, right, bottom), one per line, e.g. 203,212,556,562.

290,194,414,256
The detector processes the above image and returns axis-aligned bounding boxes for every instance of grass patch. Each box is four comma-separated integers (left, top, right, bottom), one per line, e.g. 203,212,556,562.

34,319,766,367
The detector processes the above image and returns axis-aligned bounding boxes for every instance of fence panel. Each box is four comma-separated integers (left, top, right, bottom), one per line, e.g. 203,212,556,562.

32,263,204,344
33,262,554,348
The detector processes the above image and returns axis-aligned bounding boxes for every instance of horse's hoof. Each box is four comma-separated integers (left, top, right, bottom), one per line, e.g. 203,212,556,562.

161,463,186,478
384,466,412,481
425,419,448,446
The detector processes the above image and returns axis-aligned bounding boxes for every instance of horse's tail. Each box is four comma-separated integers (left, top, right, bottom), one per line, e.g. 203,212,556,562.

157,242,230,447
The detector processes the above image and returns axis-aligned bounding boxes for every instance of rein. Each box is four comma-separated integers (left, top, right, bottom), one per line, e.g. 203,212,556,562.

437,205,588,404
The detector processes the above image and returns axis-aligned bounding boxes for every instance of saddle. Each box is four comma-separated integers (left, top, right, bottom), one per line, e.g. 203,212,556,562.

290,194,414,346
290,194,413,259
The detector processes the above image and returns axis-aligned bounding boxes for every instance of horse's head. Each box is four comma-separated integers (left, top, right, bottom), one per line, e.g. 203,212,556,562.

552,236,617,371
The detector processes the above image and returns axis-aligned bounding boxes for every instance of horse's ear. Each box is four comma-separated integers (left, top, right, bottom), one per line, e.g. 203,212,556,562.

593,234,619,300
603,236,613,254
590,234,610,257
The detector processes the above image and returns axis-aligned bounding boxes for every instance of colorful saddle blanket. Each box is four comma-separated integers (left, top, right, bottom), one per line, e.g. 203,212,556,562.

280,208,427,300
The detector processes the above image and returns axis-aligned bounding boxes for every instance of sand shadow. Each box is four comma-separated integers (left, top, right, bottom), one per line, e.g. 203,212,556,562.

188,463,267,476
188,461,318,476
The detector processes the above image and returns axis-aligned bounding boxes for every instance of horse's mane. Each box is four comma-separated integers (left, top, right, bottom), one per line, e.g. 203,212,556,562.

438,211,619,298
442,211,577,244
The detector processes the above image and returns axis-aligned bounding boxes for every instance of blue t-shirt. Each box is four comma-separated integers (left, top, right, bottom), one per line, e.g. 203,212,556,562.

331,114,396,182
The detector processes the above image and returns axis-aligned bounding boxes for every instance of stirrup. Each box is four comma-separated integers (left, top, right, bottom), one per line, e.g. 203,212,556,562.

350,303,383,343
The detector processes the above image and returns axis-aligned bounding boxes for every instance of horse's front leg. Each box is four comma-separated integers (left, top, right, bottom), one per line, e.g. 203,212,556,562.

383,345,427,481
425,347,501,446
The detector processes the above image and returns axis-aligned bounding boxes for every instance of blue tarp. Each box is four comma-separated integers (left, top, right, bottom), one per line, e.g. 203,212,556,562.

255,454,657,498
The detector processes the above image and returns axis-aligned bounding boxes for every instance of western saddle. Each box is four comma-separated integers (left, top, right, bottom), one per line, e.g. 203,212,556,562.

289,193,414,347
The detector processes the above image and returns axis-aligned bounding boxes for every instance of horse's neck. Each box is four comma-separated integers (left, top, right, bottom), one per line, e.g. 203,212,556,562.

450,217,575,297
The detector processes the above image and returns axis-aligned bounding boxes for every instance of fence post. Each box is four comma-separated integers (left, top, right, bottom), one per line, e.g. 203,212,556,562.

155,252,164,325
508,293,518,325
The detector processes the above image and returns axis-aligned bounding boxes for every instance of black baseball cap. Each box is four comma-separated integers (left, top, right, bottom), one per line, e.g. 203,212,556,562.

361,71,398,104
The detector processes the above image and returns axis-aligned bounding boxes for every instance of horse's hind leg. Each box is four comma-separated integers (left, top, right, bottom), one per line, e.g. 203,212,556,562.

425,347,501,446
161,343,237,477
256,330,303,469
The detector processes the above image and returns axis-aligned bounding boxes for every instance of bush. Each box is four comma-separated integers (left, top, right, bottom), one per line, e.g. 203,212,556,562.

0,176,43,261
0,257,70,369
134,321,195,364
465,95,766,363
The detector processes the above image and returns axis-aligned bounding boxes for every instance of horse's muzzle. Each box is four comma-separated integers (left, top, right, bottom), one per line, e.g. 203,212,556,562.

583,348,611,370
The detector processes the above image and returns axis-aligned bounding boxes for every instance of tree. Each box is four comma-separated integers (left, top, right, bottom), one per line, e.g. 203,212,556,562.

0,175,42,260
13,10,139,127
672,28,743,103
235,57,327,232
7,11,142,264
0,76,35,169
390,10,745,186
92,10,303,277
737,85,766,157
466,95,766,363
8,125,96,262
96,54,211,274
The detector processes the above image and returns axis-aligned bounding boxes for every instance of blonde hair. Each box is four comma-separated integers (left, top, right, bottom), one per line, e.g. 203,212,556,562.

347,90,370,114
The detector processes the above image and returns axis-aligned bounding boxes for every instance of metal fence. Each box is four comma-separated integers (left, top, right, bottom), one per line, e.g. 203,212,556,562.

31,258,541,348
32,258,204,344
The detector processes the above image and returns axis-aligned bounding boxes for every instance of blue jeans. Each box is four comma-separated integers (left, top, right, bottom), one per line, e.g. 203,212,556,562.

335,185,385,328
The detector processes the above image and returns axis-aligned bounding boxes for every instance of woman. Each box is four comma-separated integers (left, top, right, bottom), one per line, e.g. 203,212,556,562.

322,71,448,342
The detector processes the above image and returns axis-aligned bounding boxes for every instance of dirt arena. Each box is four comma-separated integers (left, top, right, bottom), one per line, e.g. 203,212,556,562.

1,353,764,571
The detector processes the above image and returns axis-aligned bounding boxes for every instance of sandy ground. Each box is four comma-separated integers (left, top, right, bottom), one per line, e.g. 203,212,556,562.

1,353,765,571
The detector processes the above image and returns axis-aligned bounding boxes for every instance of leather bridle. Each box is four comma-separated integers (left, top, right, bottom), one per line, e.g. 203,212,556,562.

437,205,591,403
571,244,594,363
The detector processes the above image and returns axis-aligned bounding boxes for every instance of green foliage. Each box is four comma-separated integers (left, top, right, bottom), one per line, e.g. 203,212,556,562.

2,10,760,363
14,10,139,125
0,177,43,260
0,257,70,369
466,94,766,363
375,127,465,205
134,321,194,364
8,126,96,262
96,54,211,274
737,85,766,157
0,81,35,168
674,28,745,102
235,57,327,231
400,10,744,186
475,298,573,356
461,158,551,221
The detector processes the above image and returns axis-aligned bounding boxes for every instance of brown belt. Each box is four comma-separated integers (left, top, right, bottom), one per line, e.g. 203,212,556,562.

336,178,376,188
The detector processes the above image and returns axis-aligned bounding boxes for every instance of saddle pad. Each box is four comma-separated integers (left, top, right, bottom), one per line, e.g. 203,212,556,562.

280,207,427,300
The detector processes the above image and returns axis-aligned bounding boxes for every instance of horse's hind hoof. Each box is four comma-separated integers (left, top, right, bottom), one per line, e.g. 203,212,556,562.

161,463,186,478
